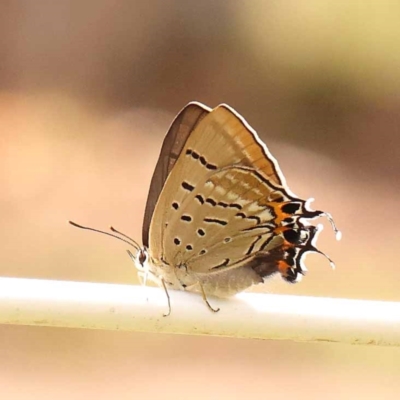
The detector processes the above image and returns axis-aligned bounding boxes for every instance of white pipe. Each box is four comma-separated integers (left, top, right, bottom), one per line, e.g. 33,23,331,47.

0,277,398,346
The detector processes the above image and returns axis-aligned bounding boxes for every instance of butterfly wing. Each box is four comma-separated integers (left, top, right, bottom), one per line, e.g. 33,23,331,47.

142,102,210,247
147,103,330,295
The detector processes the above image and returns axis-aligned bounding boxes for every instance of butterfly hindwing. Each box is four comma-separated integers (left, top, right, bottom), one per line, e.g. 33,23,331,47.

163,166,287,274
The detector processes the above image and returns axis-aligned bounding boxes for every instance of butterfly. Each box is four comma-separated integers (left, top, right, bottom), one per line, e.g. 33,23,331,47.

71,102,340,316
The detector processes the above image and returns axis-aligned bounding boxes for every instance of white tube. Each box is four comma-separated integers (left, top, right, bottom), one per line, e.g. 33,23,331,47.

0,277,398,346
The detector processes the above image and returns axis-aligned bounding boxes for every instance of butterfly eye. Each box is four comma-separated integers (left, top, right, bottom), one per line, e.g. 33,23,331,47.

138,249,147,265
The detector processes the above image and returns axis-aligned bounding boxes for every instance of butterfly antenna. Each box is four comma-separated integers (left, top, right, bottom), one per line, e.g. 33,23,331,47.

110,226,141,250
69,221,140,252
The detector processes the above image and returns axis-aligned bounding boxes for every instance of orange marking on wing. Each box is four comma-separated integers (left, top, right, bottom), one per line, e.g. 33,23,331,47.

278,260,291,276
270,202,295,226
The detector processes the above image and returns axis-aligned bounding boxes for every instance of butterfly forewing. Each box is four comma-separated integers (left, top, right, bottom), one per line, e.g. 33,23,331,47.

208,105,286,187
142,102,210,247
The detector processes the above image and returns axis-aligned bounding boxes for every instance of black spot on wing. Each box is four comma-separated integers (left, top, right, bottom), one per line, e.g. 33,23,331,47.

186,149,199,159
283,229,301,244
204,217,228,226
181,215,192,222
200,155,217,170
282,202,301,214
186,148,217,170
205,198,217,206
197,228,205,237
195,194,205,204
181,181,194,191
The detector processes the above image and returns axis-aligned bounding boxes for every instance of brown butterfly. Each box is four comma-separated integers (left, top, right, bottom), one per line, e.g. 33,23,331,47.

71,102,340,315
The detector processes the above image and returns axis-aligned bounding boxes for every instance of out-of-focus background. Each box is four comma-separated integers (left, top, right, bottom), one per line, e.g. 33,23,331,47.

1,1,400,398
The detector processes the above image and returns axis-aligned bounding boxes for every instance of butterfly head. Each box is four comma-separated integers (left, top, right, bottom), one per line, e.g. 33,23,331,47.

136,247,149,270
126,246,149,273
68,221,152,281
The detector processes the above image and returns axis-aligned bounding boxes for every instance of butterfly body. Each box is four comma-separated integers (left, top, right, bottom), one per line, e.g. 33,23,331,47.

139,249,265,298
135,102,339,303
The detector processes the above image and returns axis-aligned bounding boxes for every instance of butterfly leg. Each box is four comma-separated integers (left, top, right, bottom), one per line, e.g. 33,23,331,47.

161,278,172,317
198,281,220,313
136,271,148,287
127,250,150,302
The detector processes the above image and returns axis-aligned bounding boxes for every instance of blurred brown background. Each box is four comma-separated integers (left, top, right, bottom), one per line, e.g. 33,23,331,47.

1,1,400,399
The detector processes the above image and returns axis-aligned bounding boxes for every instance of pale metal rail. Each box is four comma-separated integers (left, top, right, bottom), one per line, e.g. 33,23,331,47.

0,277,398,346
